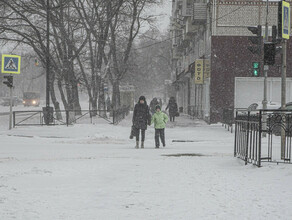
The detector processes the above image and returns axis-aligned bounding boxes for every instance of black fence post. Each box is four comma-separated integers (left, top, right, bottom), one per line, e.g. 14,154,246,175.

234,111,238,157
90,110,93,124
13,111,15,128
258,110,262,167
245,111,250,165
66,110,69,126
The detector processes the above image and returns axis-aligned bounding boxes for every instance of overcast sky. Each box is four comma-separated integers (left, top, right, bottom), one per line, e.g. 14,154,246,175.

145,0,172,32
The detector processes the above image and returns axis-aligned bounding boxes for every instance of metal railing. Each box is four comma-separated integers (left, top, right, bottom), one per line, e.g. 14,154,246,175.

112,105,130,124
13,106,130,127
234,109,292,167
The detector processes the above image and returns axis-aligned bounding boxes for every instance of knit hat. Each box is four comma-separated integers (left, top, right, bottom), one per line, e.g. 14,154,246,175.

155,105,161,110
139,96,146,101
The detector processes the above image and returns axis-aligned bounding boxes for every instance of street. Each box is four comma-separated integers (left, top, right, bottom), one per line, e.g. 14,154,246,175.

1,115,292,219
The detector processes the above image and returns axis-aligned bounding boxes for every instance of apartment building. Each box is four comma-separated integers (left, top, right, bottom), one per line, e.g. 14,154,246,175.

170,0,292,123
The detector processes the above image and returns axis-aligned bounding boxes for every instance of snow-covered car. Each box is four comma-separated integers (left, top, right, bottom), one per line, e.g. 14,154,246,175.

247,102,281,112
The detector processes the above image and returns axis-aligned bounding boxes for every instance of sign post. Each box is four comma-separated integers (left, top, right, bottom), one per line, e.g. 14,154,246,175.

1,54,21,130
278,0,290,159
9,82,13,129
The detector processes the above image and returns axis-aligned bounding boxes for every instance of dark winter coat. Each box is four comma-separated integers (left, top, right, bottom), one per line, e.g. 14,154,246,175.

132,102,150,130
166,99,178,116
150,98,159,114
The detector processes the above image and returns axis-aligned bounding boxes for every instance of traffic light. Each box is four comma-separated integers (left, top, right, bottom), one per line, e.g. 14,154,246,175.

272,25,277,43
34,58,39,66
252,62,260,77
264,43,276,65
3,75,13,88
247,25,262,55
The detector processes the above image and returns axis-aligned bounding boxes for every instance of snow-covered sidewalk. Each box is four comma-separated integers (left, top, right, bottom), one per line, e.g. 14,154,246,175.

1,115,292,219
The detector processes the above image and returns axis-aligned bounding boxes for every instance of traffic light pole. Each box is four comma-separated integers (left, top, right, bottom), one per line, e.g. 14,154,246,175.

9,75,13,130
262,0,269,137
281,39,287,159
281,39,287,110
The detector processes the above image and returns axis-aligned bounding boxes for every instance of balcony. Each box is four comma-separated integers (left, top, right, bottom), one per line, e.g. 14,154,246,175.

192,2,207,25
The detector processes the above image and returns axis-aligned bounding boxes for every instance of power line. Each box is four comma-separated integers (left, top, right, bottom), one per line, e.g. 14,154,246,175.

133,3,249,51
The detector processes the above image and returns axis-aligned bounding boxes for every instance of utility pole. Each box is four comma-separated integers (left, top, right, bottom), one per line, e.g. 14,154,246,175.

46,0,50,109
281,40,287,110
9,80,13,130
281,38,287,159
262,0,269,137
278,0,289,159
3,75,14,129
44,0,52,125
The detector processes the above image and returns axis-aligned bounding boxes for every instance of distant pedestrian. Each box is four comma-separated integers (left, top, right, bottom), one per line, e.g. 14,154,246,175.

132,96,151,149
151,105,168,148
165,97,178,122
149,98,159,115
159,98,162,108
106,97,111,112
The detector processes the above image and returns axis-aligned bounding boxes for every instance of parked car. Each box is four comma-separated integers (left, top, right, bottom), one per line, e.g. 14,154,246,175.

247,102,281,112
281,102,292,110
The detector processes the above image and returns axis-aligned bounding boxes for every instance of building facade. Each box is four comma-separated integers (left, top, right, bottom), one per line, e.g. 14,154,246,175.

170,0,292,123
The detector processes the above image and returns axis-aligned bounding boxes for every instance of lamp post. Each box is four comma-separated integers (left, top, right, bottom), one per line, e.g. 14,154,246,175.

43,0,53,125
46,0,50,110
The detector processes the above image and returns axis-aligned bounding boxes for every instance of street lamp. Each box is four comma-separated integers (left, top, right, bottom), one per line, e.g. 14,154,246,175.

43,0,53,125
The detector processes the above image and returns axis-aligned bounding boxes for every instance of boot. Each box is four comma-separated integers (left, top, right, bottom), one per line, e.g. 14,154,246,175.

135,141,139,149
141,141,144,148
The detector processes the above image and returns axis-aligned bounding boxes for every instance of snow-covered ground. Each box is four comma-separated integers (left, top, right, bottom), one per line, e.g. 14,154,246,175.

1,114,292,219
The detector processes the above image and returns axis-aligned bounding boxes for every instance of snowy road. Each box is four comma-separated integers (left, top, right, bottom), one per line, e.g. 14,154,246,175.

1,115,292,219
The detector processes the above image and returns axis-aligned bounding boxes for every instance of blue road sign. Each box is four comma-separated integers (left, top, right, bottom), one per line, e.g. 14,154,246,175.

1,54,21,74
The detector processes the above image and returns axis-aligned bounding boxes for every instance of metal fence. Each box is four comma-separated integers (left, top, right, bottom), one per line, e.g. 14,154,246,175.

234,109,292,167
13,106,130,127
113,105,130,124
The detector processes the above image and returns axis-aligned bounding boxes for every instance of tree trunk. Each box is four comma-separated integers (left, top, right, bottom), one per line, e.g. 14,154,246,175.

112,80,120,111
72,79,82,115
50,73,62,120
91,74,100,116
57,78,68,110
91,99,98,115
98,79,106,118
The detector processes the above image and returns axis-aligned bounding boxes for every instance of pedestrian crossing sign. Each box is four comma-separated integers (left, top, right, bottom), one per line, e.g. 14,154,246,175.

1,54,21,74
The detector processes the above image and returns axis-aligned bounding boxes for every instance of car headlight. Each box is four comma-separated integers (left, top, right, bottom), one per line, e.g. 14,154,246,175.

23,101,25,104
32,100,36,104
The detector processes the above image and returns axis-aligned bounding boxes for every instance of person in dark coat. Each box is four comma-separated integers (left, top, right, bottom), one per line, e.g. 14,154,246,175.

165,97,178,122
149,98,159,115
159,98,162,108
132,96,151,148
106,97,111,112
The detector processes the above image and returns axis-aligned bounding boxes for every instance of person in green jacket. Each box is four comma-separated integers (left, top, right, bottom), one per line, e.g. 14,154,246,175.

151,105,168,148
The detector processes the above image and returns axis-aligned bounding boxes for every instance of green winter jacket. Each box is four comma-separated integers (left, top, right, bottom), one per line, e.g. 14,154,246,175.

151,111,168,129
